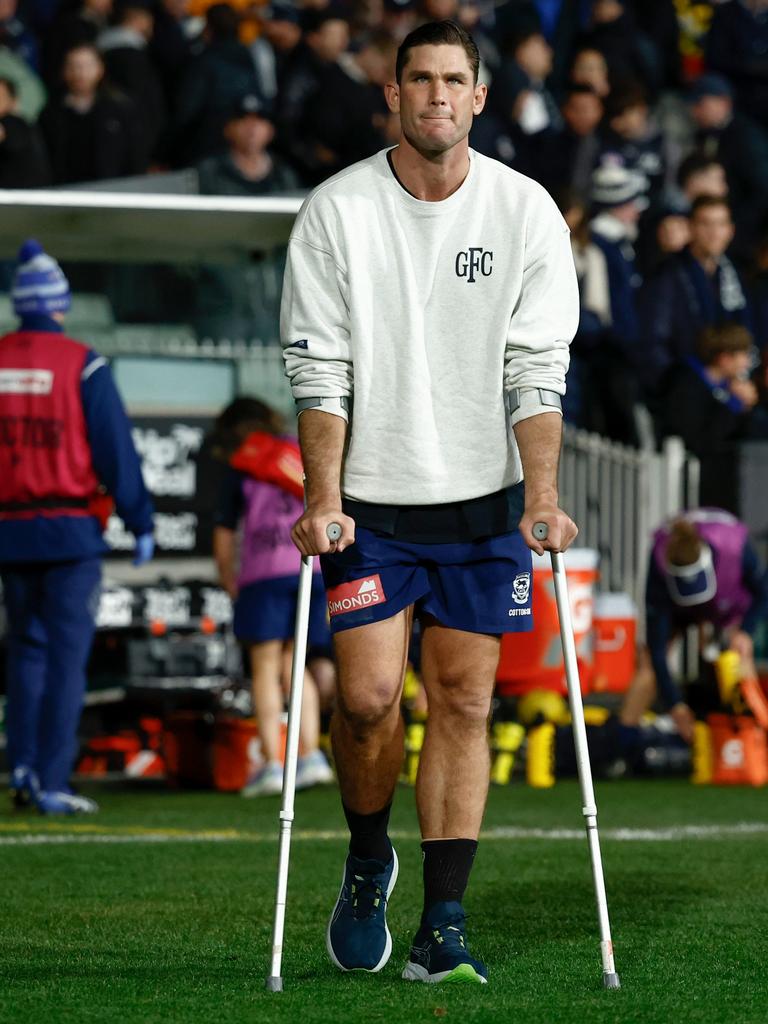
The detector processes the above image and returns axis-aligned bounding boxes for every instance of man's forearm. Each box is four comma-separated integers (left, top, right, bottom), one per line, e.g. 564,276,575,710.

513,411,562,503
298,409,348,507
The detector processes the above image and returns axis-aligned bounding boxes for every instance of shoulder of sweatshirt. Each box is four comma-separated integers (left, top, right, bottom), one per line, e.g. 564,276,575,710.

471,150,570,232
291,147,569,246
291,150,384,241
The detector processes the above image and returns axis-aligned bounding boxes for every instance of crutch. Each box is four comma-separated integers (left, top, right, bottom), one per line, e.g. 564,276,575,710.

533,522,621,990
266,521,342,993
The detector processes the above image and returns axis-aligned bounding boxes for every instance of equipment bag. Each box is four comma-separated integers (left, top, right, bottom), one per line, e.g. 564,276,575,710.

229,431,304,499
708,714,768,786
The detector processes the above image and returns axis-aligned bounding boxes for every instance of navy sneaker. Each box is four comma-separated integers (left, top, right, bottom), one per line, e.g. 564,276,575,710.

326,848,399,972
10,766,40,809
402,901,488,984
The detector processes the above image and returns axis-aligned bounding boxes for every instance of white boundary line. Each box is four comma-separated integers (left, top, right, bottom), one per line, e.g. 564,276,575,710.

1,823,767,846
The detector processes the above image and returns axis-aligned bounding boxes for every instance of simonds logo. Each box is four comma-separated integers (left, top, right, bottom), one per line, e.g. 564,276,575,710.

327,575,386,617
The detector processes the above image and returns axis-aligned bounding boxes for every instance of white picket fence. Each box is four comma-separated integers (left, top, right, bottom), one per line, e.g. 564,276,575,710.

561,427,700,621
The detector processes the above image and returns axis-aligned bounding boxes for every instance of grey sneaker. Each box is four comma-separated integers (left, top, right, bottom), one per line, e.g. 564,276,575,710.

241,761,283,797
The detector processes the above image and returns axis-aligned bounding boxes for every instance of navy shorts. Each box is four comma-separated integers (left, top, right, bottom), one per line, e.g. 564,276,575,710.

233,574,330,648
320,527,534,635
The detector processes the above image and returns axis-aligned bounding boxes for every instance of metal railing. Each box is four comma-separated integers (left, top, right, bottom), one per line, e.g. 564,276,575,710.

561,427,700,627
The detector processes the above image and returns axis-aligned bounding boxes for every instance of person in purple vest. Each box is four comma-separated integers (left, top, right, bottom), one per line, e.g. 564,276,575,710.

620,508,768,743
0,240,155,814
211,397,333,796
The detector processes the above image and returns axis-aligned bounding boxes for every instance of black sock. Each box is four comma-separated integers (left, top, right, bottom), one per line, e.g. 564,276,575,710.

421,839,478,920
343,801,393,863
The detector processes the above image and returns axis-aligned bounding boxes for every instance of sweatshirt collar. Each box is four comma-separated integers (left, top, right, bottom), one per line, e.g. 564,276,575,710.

381,147,476,213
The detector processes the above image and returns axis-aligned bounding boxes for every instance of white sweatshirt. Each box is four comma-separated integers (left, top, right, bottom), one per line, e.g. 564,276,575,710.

281,148,578,505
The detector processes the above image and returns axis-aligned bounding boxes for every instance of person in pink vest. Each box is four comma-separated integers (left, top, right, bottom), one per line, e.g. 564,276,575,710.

620,507,768,744
0,240,154,814
211,397,333,796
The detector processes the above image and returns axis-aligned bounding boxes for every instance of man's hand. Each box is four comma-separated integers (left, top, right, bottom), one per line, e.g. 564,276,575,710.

519,501,578,555
670,702,695,744
730,378,758,409
728,629,757,682
729,629,754,662
133,532,155,566
292,506,356,556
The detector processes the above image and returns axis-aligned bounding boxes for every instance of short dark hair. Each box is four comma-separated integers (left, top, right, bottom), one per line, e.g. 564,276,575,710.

563,83,599,101
690,194,731,220
696,323,752,365
506,27,544,55
209,397,286,459
677,151,723,189
395,20,479,84
63,42,103,64
302,8,348,35
206,3,240,41
666,519,702,567
605,82,647,119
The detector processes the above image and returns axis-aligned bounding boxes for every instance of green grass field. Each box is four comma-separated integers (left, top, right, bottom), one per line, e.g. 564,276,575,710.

2,779,767,1024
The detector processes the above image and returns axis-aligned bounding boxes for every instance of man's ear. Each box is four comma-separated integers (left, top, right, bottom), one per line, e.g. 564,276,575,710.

473,82,487,116
384,81,400,114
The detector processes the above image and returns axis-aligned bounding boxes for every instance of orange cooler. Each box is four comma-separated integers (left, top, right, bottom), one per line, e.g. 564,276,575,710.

709,714,768,787
591,592,637,693
496,548,599,696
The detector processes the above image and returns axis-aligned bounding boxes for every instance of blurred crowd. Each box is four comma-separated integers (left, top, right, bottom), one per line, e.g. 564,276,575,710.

4,0,768,509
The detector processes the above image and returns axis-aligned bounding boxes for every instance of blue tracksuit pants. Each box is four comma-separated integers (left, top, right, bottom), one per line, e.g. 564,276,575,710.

2,558,101,793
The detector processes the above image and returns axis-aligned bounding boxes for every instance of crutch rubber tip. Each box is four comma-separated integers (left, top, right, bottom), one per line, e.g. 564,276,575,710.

603,972,621,990
266,976,283,992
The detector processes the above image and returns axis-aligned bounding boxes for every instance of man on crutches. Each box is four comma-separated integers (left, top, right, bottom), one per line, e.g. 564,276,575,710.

272,19,615,988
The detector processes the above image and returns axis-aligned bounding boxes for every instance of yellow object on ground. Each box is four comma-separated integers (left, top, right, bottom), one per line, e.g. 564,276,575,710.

402,665,421,703
517,689,570,726
490,722,525,785
403,721,425,786
582,705,611,726
715,650,742,707
691,721,713,785
526,723,556,788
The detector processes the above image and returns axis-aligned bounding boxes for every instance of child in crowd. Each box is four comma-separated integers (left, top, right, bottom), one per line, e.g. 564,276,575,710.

211,397,333,796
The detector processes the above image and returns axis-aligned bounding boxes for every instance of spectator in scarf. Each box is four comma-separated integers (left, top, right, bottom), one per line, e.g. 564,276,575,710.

657,324,758,510
597,82,668,213
639,196,752,395
687,71,768,259
558,186,641,445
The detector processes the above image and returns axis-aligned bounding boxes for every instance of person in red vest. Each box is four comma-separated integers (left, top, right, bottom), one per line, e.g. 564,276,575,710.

0,239,154,815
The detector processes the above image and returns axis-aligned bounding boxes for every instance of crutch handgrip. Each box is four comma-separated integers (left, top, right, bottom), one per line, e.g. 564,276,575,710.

326,522,342,542
532,521,549,542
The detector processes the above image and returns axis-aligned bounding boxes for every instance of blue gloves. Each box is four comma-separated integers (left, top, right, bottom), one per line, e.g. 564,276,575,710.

133,532,155,566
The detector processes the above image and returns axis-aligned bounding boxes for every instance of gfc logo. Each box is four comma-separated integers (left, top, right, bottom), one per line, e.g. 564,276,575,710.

455,248,493,282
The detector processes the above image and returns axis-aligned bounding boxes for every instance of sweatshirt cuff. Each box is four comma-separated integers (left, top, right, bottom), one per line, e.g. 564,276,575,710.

505,387,563,427
295,396,350,422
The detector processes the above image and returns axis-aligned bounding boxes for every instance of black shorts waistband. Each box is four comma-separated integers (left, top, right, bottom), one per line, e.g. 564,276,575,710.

342,483,525,544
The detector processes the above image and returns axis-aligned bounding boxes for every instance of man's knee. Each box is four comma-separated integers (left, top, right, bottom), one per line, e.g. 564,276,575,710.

430,667,494,726
336,680,401,736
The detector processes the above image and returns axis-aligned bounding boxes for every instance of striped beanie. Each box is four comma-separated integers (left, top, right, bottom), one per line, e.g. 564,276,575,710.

12,239,71,317
590,165,647,211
